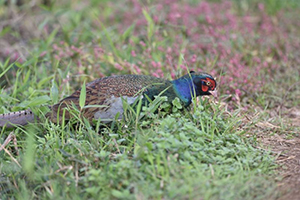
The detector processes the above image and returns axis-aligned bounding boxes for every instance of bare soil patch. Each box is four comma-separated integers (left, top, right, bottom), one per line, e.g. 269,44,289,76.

259,108,300,200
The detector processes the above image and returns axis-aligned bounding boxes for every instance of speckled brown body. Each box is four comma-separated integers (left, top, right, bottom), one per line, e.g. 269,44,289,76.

48,75,173,123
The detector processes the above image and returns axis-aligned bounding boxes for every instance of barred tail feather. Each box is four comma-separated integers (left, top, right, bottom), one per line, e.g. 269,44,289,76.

0,109,35,128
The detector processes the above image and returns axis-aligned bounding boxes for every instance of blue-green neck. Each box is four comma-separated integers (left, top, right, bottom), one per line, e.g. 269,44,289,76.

172,77,196,106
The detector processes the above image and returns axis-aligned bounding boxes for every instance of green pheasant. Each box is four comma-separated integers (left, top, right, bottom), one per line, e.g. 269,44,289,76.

0,71,217,127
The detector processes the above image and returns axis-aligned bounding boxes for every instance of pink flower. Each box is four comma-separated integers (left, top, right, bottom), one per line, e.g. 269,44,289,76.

191,54,197,63
39,51,47,57
131,50,137,57
258,3,264,11
114,63,123,70
139,41,146,47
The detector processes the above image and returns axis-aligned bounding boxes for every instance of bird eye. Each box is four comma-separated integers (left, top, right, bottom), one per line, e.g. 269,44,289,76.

206,81,211,86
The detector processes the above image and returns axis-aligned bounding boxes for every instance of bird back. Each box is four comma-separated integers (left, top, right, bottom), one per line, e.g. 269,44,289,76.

48,75,172,123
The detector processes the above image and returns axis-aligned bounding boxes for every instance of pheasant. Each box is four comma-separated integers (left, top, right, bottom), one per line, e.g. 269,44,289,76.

0,71,217,128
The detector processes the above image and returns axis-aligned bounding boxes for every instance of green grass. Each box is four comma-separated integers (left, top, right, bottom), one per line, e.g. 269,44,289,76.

1,98,277,199
1,0,299,199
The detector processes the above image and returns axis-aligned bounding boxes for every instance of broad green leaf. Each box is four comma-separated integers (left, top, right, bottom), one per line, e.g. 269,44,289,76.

23,131,36,174
172,97,183,109
122,23,135,41
38,75,54,88
142,9,154,41
18,95,51,107
0,59,13,79
79,81,86,109
50,79,59,103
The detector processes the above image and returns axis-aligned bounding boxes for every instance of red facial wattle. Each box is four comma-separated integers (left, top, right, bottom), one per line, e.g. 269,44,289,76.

201,84,209,92
201,78,216,92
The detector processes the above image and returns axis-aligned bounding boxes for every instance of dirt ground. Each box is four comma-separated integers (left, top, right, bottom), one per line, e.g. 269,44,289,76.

259,108,300,200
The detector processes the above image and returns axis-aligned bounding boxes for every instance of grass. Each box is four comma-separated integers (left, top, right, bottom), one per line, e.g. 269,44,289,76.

0,0,299,199
1,98,277,199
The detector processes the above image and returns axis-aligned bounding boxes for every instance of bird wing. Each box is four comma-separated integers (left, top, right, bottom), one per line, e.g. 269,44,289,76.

48,75,169,123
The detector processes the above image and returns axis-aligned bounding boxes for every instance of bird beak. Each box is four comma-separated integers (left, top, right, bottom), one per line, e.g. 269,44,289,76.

209,90,218,98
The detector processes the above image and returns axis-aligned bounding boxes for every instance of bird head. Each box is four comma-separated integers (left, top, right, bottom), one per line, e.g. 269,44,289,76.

171,71,218,106
190,71,217,96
